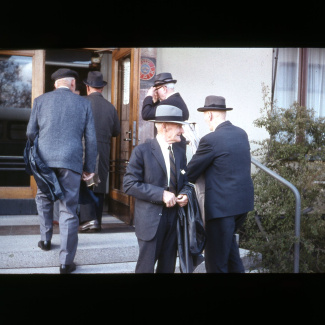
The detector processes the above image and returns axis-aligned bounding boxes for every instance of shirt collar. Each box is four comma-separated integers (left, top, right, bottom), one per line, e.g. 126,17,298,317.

156,134,172,150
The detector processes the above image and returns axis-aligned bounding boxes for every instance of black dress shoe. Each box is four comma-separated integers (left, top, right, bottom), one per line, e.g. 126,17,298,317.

79,219,101,233
60,263,76,274
38,240,51,251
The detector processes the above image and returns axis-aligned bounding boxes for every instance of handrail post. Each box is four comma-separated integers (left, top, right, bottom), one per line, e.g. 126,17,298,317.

251,157,301,273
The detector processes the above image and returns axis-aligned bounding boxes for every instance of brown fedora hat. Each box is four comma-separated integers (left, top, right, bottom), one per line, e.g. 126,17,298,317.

197,96,233,111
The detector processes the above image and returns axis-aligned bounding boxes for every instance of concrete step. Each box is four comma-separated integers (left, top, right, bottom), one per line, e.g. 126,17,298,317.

0,214,260,274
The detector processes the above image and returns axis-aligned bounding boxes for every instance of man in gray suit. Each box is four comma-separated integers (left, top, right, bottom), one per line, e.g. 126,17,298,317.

123,105,192,273
26,68,97,274
78,71,120,232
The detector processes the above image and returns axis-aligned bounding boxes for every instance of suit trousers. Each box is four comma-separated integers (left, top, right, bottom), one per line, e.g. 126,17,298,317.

204,213,247,273
35,168,81,265
135,206,178,273
79,192,104,225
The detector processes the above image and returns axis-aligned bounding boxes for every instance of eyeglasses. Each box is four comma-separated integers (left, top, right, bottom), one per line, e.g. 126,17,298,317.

155,85,166,91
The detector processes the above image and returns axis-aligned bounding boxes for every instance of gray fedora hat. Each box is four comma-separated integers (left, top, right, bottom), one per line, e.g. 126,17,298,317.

149,105,189,125
153,72,177,87
83,71,107,88
197,95,233,111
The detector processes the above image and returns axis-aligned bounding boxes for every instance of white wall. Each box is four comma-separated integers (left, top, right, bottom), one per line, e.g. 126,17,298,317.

156,48,273,154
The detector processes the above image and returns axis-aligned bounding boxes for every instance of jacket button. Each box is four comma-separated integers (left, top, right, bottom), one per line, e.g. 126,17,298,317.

159,213,162,216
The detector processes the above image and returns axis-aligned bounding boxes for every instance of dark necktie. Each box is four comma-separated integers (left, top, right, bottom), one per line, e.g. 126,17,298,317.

168,146,177,194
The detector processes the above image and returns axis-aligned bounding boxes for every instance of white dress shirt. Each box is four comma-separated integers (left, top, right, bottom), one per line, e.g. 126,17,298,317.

156,134,174,187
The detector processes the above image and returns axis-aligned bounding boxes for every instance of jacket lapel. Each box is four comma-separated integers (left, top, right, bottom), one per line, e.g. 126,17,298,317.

151,138,167,176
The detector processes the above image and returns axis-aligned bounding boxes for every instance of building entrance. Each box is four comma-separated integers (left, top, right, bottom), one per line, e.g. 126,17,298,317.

0,48,141,221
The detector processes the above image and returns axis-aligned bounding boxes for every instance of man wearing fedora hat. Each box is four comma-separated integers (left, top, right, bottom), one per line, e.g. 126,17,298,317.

186,96,254,273
26,68,97,274
142,72,189,120
142,72,189,150
78,71,121,232
123,105,192,273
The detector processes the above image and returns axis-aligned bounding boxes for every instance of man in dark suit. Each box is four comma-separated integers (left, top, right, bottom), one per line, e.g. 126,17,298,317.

123,105,192,273
142,72,189,121
186,96,254,273
26,68,97,274
78,71,121,232
142,72,189,150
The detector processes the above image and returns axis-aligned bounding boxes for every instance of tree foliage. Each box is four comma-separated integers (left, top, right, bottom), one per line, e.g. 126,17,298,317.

241,84,325,273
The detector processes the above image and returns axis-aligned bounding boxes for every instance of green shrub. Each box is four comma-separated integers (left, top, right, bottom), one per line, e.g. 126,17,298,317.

241,84,325,273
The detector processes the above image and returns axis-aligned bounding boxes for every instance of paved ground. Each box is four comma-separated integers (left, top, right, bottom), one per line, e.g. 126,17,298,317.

0,213,140,274
0,213,259,274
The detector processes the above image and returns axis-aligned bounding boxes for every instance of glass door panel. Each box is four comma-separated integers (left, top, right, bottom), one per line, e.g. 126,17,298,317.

0,50,44,199
0,54,32,187
112,55,131,192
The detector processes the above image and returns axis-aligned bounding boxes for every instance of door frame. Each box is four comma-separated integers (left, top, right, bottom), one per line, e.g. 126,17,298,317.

109,48,140,224
0,50,45,199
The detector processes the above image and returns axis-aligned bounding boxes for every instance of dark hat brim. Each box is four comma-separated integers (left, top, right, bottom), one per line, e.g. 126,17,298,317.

148,117,189,125
83,79,108,88
197,106,233,112
154,79,177,87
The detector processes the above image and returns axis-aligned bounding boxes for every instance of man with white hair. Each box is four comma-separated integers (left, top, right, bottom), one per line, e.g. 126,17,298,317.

123,104,192,273
142,72,189,150
27,68,97,274
142,72,189,121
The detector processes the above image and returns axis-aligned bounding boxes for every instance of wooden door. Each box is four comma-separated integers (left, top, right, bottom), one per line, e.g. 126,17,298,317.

109,48,140,225
0,50,45,199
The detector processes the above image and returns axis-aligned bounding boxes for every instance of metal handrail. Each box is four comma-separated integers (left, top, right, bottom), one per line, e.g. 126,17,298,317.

251,157,301,273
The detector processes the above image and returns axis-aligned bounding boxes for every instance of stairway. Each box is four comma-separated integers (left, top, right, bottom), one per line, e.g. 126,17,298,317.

0,214,260,274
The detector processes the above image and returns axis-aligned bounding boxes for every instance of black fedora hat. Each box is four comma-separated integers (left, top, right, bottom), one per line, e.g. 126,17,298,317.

154,72,177,87
148,105,188,125
51,68,79,81
197,96,233,111
83,71,107,88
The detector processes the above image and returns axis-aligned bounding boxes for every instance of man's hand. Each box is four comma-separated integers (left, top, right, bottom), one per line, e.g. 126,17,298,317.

176,194,188,207
82,171,95,181
147,86,158,103
163,190,177,207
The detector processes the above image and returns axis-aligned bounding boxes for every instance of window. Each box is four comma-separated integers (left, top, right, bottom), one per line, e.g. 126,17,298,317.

273,48,325,118
0,54,32,187
0,55,32,109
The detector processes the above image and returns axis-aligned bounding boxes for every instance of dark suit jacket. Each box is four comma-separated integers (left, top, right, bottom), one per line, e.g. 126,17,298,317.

142,93,189,151
187,121,254,220
85,92,120,193
123,138,192,241
141,92,189,121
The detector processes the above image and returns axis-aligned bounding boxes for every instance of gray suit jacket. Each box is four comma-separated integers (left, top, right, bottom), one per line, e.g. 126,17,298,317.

123,138,192,241
27,87,97,175
85,92,120,193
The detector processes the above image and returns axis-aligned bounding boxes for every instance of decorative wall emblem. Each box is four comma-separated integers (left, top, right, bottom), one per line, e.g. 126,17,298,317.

140,58,156,81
